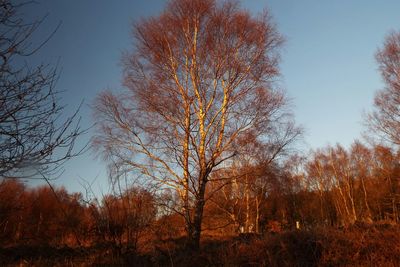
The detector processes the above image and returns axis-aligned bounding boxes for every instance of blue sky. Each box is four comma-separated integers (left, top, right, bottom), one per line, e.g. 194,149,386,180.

23,1,400,194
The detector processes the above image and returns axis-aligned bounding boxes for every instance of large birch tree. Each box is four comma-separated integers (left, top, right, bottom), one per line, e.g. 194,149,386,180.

94,0,300,249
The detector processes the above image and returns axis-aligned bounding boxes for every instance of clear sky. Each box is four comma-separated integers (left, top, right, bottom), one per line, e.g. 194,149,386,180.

23,0,400,194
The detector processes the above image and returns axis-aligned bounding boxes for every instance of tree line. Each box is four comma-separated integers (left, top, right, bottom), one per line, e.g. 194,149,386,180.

0,179,157,250
0,139,399,251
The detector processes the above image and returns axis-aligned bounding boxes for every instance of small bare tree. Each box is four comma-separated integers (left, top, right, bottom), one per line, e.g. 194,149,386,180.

94,0,300,250
0,1,84,179
367,31,400,146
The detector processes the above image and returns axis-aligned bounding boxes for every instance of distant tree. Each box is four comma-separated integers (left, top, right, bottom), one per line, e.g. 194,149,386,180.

306,145,358,225
370,145,400,222
97,187,156,251
0,180,89,246
367,31,400,146
304,141,400,226
349,141,373,222
206,138,299,234
94,0,300,250
0,0,84,179
0,179,26,245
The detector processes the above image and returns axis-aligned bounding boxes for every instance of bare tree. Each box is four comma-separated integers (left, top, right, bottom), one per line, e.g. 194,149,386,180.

367,31,400,146
0,1,84,179
94,0,300,250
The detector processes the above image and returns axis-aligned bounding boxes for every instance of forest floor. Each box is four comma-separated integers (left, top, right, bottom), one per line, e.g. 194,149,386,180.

1,222,400,266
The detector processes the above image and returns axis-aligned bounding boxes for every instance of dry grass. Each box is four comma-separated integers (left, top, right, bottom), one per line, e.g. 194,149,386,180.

2,223,400,266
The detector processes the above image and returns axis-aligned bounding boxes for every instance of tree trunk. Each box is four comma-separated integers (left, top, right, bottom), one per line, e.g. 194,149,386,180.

245,174,250,232
360,175,372,222
255,196,259,233
187,178,207,251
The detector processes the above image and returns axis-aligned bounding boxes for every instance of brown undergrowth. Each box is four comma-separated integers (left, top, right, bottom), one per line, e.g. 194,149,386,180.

2,223,400,266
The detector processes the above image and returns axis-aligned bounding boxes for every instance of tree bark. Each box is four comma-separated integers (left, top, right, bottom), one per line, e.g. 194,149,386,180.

187,178,207,250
